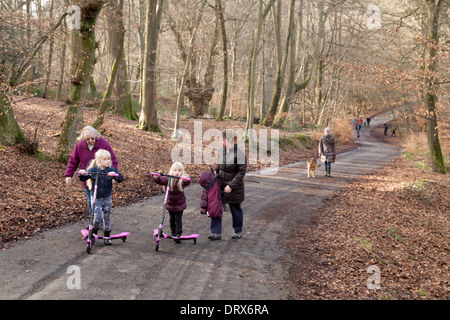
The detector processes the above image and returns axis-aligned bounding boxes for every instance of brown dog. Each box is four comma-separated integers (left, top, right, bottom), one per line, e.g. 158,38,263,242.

307,158,319,178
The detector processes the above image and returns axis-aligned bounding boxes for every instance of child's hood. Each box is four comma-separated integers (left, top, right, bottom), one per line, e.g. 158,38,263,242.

198,171,214,188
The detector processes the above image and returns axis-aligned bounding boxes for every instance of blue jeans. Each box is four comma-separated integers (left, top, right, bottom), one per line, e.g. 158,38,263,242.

210,203,243,234
229,203,244,233
210,216,222,234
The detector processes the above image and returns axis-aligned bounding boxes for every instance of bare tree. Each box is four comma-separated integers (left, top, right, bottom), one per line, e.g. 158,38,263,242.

138,0,164,132
0,4,69,145
215,0,228,121
42,0,55,99
92,0,137,128
172,0,208,140
245,0,276,134
57,0,106,163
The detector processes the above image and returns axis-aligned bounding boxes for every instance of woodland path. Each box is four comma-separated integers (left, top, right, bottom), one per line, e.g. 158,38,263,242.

0,112,401,301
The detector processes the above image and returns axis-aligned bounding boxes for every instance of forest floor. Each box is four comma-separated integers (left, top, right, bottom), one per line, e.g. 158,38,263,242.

0,97,448,300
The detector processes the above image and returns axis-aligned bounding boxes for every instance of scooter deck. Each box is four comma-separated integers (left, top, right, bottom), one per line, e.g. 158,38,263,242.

81,229,130,240
153,229,199,239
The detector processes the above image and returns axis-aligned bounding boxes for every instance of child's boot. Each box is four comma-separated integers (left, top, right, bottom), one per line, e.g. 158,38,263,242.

208,233,222,240
104,230,112,245
91,228,99,245
172,234,181,243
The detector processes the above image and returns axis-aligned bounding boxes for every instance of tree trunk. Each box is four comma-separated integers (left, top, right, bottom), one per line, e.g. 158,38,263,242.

313,0,325,126
93,0,136,128
272,0,297,128
42,0,55,99
423,0,445,173
57,11,68,101
139,0,163,132
245,0,276,135
0,90,25,145
92,51,122,128
260,0,285,127
215,0,228,121
110,0,137,121
57,0,106,163
183,5,219,118
25,0,33,94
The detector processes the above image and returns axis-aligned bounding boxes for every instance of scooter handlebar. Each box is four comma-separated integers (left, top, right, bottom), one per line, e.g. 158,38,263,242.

151,172,190,181
77,171,119,177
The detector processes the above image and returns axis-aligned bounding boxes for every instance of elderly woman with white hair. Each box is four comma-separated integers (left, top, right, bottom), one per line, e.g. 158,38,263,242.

319,127,336,177
64,126,118,223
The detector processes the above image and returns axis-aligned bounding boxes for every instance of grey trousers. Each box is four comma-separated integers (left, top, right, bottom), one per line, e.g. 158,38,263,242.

93,196,112,232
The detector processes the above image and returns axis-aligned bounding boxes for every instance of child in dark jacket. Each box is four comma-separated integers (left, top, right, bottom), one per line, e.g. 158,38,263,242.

153,162,190,242
78,149,123,245
199,168,223,240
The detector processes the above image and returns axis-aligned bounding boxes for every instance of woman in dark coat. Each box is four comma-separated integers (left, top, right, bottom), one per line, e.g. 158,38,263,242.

214,129,247,239
319,127,336,177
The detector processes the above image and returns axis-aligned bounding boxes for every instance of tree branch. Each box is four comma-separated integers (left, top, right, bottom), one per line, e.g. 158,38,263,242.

8,12,70,86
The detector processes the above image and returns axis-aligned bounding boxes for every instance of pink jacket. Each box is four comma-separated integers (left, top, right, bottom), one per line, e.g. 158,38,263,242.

199,171,223,218
65,137,118,188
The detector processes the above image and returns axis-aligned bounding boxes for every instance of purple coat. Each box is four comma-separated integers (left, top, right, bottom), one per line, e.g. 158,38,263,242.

154,176,190,212
199,171,223,218
65,137,118,188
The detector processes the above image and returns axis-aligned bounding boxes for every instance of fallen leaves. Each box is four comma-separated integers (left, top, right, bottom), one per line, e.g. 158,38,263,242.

288,156,449,300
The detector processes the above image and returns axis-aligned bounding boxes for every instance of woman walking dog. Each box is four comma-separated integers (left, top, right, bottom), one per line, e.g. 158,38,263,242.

319,127,336,177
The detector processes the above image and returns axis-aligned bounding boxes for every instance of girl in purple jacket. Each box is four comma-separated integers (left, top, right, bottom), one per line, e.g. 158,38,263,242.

153,162,190,243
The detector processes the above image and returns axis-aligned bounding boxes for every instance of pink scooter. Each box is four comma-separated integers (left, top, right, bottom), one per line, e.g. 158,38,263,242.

78,171,130,254
151,172,199,251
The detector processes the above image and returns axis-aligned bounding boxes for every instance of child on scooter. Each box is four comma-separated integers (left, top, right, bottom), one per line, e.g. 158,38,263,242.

152,162,190,243
78,149,123,245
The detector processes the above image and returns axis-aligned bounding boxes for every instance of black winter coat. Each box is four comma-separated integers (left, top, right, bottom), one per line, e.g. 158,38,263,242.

79,166,123,199
216,144,247,204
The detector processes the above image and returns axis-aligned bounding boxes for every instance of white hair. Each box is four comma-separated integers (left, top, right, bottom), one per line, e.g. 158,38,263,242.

77,125,100,141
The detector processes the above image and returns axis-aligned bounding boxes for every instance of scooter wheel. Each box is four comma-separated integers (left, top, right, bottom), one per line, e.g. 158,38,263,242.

87,244,92,254
155,241,160,251
194,238,197,244
122,237,126,243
